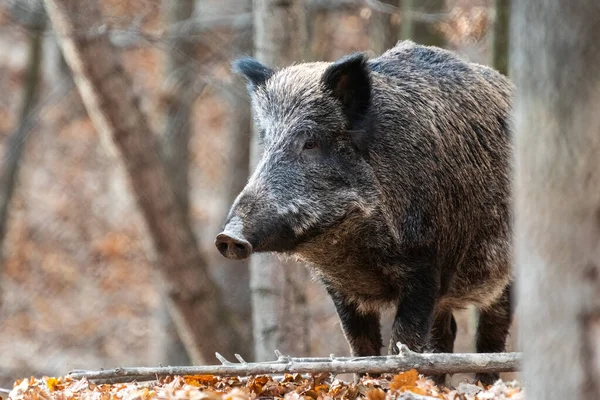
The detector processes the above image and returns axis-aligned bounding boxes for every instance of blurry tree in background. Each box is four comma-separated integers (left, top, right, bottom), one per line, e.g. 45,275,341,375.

0,0,45,304
154,0,197,366
42,0,244,364
306,2,333,60
161,0,196,217
492,0,509,75
217,0,254,361
512,0,600,398
368,0,447,56
401,0,446,46
369,0,401,55
250,0,310,361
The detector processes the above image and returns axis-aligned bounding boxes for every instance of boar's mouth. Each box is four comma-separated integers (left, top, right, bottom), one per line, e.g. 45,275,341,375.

215,231,253,260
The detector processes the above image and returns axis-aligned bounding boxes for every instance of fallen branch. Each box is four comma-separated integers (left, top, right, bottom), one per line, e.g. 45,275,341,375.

67,345,521,384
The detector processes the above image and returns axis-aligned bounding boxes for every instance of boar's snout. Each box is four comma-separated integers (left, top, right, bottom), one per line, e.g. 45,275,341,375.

215,231,252,260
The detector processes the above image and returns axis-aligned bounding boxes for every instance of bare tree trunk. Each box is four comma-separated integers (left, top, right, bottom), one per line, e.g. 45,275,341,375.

400,0,414,41
251,0,310,361
43,27,70,84
369,0,400,55
306,3,332,61
492,0,509,76
43,0,244,364
151,0,198,368
216,0,254,360
512,1,600,399
161,0,196,216
0,8,45,258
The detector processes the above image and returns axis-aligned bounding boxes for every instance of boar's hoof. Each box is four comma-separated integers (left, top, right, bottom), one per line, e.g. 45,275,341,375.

215,232,252,260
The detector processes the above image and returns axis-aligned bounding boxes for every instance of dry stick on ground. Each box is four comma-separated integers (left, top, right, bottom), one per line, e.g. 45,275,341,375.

67,345,521,384
42,0,242,364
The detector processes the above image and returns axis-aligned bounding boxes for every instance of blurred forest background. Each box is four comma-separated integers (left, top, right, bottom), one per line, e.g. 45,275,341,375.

0,0,515,388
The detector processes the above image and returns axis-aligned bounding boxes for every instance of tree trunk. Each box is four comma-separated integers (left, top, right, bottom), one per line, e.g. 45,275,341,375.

306,3,332,61
0,13,44,243
216,0,254,360
43,0,244,364
43,30,70,84
400,0,414,41
369,0,400,55
251,0,310,361
492,0,509,76
161,0,196,217
151,0,198,368
512,1,600,399
0,7,45,307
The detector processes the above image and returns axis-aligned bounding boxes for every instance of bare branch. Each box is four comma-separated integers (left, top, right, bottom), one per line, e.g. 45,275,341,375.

165,13,253,36
364,0,448,23
307,0,362,10
107,13,253,48
5,0,445,51
67,346,521,384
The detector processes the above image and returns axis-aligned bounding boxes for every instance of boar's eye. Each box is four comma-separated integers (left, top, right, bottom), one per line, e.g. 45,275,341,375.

303,139,318,150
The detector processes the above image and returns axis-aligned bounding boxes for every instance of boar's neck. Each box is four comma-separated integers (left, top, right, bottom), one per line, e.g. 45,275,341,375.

294,208,435,304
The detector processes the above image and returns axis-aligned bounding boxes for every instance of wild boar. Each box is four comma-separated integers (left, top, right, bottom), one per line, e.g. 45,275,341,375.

216,40,514,385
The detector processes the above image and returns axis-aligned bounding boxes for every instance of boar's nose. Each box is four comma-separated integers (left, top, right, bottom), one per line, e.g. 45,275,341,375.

215,232,253,260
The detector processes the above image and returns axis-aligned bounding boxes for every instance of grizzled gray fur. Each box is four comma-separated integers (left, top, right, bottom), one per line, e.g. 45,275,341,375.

216,40,514,385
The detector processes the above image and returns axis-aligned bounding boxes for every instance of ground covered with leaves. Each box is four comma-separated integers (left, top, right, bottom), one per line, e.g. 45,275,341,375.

8,371,523,399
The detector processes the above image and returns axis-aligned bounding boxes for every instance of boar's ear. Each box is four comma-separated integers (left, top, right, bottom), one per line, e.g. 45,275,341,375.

322,52,371,125
232,57,274,91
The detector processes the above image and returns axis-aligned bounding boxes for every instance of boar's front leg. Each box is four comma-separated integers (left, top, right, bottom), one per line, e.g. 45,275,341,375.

388,274,439,355
325,285,383,358
425,310,457,386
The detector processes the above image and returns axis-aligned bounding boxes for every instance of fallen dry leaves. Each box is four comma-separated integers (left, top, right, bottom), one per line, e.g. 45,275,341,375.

7,370,524,400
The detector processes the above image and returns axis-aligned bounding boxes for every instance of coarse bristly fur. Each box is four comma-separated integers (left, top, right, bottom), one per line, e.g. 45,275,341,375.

218,40,514,386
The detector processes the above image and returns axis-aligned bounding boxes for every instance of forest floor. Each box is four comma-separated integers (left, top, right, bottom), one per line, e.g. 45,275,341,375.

7,371,523,400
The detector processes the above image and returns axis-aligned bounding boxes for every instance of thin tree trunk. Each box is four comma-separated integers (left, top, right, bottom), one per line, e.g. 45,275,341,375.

306,3,332,61
43,0,244,364
161,0,196,217
492,0,509,76
400,0,414,41
152,0,198,368
512,1,600,399
0,8,45,312
369,0,400,55
42,26,70,84
216,0,254,360
0,11,45,256
251,0,310,361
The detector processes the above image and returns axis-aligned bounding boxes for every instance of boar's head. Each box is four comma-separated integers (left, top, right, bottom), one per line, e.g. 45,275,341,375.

216,54,379,260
